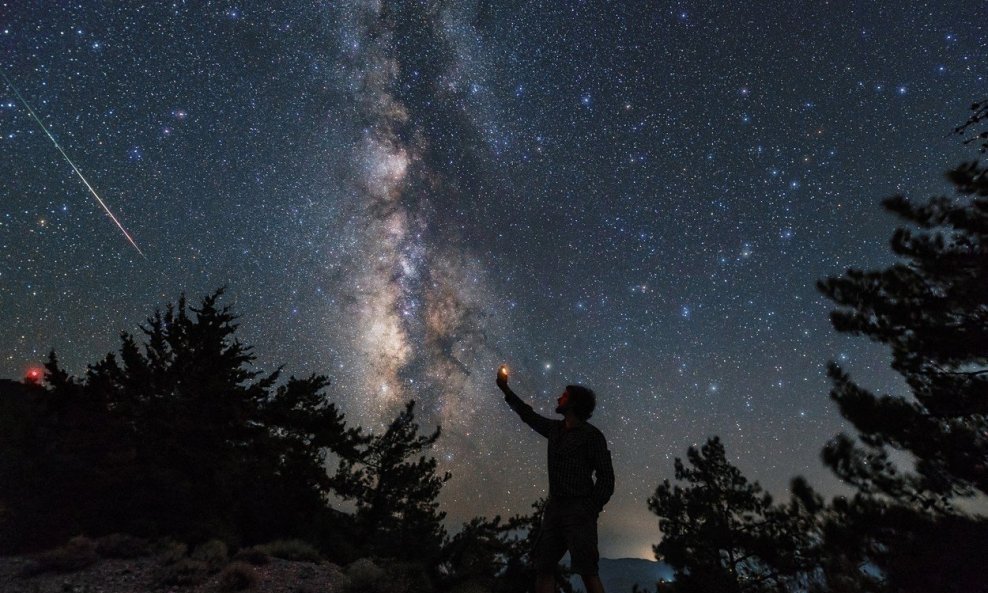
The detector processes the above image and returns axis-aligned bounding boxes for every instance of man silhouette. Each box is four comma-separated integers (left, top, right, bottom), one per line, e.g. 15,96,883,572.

497,366,615,593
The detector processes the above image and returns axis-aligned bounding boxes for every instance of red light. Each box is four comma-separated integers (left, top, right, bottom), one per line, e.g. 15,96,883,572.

24,367,43,384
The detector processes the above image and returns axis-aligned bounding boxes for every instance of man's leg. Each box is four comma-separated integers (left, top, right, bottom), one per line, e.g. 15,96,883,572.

532,507,566,593
568,512,604,592
580,574,606,593
535,570,556,593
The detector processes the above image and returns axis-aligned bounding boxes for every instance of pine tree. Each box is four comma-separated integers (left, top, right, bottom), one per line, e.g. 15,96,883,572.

817,159,987,507
332,400,451,563
815,106,988,591
442,499,575,593
955,99,988,153
0,290,366,551
646,437,821,593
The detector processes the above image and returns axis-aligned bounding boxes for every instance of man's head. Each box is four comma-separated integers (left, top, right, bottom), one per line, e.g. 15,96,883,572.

556,384,596,420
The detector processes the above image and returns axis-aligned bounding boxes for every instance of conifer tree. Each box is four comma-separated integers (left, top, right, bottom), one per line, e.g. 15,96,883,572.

956,99,988,153
817,155,987,507
332,400,451,563
646,437,820,593
814,104,988,591
442,499,575,593
0,290,366,551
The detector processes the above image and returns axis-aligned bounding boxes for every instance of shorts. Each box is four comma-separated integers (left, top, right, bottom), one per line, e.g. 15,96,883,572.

532,497,600,576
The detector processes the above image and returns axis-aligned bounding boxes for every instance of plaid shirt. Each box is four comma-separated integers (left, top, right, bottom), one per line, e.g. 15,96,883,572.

504,388,615,514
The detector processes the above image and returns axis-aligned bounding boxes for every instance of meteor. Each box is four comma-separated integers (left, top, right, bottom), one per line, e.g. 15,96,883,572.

1,68,145,257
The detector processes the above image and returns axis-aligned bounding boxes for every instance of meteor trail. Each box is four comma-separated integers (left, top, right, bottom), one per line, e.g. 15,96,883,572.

1,68,145,257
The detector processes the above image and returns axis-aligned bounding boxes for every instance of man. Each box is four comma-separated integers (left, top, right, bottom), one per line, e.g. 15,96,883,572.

497,366,615,593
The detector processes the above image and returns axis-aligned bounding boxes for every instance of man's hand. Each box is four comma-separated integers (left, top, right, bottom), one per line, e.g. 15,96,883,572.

496,365,509,392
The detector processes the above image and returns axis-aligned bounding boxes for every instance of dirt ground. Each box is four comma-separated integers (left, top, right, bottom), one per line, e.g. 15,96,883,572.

0,554,347,593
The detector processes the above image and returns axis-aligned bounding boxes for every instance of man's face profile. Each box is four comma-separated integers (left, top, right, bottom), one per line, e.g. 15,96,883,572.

555,390,570,414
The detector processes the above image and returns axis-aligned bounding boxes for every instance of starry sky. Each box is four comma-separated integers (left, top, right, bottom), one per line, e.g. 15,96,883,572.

1,1,986,559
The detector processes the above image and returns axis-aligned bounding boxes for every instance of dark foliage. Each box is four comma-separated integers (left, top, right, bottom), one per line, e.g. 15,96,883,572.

254,539,322,563
217,561,260,592
154,557,211,587
646,438,821,593
440,498,575,593
813,102,988,590
0,290,366,553
817,125,988,506
94,533,152,559
191,538,229,571
333,400,450,565
811,494,988,593
955,98,988,153
231,546,271,566
20,536,99,576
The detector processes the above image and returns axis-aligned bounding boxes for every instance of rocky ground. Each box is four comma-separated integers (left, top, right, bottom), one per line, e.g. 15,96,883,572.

0,551,349,593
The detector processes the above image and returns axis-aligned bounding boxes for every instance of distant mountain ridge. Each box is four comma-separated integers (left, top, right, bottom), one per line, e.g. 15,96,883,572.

569,557,674,592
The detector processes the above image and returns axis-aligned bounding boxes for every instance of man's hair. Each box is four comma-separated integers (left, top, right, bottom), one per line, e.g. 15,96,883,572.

566,384,596,421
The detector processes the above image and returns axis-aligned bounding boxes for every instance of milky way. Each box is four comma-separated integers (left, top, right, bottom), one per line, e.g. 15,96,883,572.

328,1,504,429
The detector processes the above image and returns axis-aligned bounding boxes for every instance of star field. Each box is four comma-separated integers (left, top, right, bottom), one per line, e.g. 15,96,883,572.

1,1,986,558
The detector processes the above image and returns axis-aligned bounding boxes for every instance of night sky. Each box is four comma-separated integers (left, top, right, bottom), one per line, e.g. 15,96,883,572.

2,1,986,559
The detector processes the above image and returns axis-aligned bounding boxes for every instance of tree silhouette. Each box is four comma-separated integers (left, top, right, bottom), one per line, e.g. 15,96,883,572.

815,108,988,591
646,438,821,593
955,99,988,153
0,290,366,552
817,162,987,507
332,400,450,564
441,498,576,593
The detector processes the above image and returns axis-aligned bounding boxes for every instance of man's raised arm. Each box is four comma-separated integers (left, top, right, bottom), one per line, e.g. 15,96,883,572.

497,368,555,438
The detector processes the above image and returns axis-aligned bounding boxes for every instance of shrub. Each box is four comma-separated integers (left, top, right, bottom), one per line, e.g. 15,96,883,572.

340,559,434,593
96,533,151,558
344,558,385,592
192,539,230,571
217,561,259,592
256,539,321,563
155,558,210,586
155,539,188,564
21,536,98,576
232,546,270,566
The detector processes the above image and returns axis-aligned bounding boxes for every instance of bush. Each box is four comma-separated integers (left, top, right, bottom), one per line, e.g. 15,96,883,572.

217,561,259,592
341,559,433,593
21,536,98,576
155,539,188,564
344,558,385,591
155,558,210,586
256,539,321,563
192,539,230,571
96,533,151,558
232,546,270,566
